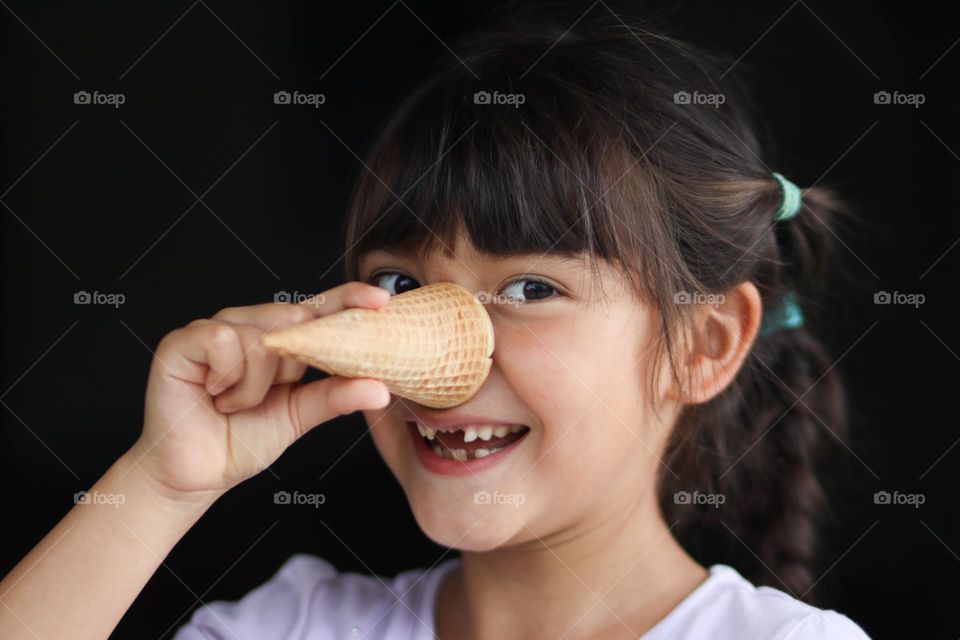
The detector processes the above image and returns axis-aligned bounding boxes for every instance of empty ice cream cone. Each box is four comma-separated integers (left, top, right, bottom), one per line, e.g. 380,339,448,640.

261,282,495,409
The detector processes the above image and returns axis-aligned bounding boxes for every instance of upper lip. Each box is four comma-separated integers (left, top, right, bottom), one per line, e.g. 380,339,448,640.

403,412,526,433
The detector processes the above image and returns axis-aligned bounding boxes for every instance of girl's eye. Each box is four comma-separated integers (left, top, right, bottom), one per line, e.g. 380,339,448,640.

369,272,561,303
500,278,560,303
370,272,420,296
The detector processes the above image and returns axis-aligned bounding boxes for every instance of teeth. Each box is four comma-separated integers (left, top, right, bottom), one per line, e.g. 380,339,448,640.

427,442,505,461
417,421,529,454
416,421,436,440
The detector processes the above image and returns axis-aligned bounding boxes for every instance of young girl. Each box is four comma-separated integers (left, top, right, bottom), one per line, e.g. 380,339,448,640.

0,5,872,640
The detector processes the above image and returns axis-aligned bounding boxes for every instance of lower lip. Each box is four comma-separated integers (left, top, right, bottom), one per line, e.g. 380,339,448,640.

407,422,528,476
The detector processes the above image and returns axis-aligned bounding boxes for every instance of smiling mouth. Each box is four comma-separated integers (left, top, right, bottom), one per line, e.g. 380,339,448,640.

407,421,531,461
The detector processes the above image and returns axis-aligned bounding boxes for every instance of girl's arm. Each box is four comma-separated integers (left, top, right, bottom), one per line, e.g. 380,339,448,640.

0,282,393,640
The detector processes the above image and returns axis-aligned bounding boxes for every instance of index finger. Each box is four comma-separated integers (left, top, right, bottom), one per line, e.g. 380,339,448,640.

213,282,390,329
294,281,391,318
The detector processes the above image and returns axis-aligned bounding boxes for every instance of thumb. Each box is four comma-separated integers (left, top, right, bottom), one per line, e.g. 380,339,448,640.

288,376,391,438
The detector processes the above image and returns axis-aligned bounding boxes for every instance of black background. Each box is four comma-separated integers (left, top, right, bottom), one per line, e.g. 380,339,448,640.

1,1,958,638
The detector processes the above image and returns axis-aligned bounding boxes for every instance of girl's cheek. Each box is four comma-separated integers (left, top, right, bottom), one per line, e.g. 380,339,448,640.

493,312,578,358
496,312,609,382
493,316,598,420
504,309,648,435
491,319,566,385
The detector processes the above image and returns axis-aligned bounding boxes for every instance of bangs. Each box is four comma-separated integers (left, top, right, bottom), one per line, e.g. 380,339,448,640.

343,62,663,297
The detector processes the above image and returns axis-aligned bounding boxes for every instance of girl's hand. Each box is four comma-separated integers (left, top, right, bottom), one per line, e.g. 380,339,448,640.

128,282,392,503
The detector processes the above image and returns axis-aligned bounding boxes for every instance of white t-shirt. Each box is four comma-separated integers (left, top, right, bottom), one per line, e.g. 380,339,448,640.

173,554,871,639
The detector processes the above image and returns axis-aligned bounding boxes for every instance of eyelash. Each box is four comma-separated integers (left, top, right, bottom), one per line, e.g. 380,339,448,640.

367,271,563,302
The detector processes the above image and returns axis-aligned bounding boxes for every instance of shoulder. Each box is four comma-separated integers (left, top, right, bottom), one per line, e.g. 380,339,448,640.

172,553,458,640
783,609,873,639
644,564,870,640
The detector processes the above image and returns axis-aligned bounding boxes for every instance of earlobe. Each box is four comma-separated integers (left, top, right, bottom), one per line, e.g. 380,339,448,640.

674,282,762,405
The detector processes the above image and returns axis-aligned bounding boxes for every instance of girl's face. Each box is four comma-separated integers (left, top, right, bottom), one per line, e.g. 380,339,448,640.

359,234,679,551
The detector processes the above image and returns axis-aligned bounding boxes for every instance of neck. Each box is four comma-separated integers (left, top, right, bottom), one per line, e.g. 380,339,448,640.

436,489,709,640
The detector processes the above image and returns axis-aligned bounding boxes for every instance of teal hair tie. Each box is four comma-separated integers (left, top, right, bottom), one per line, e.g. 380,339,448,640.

761,175,804,335
772,172,802,222
760,291,804,336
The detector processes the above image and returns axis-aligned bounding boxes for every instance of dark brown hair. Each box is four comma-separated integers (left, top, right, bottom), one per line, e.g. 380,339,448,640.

342,1,853,603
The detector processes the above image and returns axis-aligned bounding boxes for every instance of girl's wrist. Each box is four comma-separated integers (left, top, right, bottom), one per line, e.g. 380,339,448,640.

111,448,226,517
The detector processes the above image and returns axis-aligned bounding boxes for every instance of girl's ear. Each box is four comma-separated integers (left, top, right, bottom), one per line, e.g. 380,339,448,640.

669,281,762,404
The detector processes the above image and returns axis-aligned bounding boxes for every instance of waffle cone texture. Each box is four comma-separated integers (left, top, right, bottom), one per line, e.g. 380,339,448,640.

261,282,495,409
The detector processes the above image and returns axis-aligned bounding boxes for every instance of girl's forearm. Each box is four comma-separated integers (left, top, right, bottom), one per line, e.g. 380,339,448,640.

0,452,218,640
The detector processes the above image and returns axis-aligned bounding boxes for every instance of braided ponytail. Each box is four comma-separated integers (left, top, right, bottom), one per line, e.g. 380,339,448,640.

660,184,853,603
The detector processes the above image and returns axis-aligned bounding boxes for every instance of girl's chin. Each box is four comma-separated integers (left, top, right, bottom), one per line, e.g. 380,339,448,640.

410,503,527,551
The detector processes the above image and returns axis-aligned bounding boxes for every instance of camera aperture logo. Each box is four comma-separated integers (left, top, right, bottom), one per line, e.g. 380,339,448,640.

274,291,325,307
673,90,725,108
673,490,725,508
74,90,125,108
274,90,325,108
74,490,125,508
74,290,125,308
473,90,525,108
473,490,525,508
274,490,325,508
874,490,924,508
474,290,523,308
673,291,725,307
873,90,924,108
874,290,924,308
